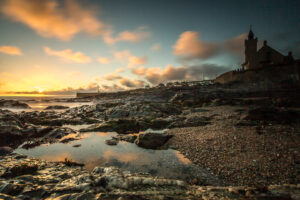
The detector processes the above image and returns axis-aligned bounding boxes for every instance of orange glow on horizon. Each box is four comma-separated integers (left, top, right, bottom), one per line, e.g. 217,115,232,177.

0,93,64,97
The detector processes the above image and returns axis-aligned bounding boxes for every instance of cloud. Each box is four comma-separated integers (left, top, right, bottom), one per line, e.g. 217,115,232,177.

128,56,147,67
44,47,91,63
68,71,81,77
0,45,22,55
151,43,161,51
0,80,5,88
113,50,147,67
224,33,247,54
98,57,111,64
115,68,125,73
1,0,104,41
113,50,132,62
132,64,228,84
173,31,219,60
100,84,124,91
104,73,122,81
118,78,145,88
103,26,151,45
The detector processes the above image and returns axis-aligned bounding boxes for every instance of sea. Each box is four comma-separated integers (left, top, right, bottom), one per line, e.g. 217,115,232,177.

0,95,93,112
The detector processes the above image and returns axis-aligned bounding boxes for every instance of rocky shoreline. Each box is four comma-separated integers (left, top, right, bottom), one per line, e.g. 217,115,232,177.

0,84,299,199
0,154,299,200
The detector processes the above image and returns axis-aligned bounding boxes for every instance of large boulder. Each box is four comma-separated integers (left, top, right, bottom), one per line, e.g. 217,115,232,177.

135,132,173,149
0,146,13,156
0,100,30,109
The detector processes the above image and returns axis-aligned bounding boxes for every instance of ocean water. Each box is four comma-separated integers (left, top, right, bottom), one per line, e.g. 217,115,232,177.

0,95,93,111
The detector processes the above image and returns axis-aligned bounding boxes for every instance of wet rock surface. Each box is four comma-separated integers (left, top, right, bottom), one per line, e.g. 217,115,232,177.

0,154,298,200
0,109,76,148
0,84,300,199
0,100,30,109
135,132,173,149
44,105,69,110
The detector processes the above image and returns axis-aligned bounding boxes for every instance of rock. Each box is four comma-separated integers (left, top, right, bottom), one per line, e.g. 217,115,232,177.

60,137,78,144
148,119,171,130
169,116,211,128
95,104,106,112
0,126,24,147
44,105,69,110
46,127,76,139
114,134,137,143
21,141,43,149
72,144,81,148
135,132,173,149
104,102,181,120
0,100,30,109
244,107,299,125
62,158,84,167
0,154,298,199
1,164,38,178
80,119,140,134
0,147,13,156
0,193,22,200
104,138,119,146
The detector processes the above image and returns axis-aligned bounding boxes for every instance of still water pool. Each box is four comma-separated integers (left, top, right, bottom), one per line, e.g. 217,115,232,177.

14,130,211,182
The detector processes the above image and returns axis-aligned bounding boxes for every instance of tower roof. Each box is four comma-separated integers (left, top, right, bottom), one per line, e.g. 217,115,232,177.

248,26,254,39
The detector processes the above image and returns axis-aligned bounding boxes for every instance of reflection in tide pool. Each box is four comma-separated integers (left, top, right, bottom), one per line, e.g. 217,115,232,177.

14,132,206,181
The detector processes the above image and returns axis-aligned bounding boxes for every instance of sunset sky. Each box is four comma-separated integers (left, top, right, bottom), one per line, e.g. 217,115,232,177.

0,0,299,95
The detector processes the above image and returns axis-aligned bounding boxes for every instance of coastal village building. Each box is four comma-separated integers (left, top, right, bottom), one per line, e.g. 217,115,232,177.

242,28,294,70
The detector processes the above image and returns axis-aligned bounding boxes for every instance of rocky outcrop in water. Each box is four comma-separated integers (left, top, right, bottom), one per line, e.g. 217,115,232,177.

0,100,30,109
135,132,173,149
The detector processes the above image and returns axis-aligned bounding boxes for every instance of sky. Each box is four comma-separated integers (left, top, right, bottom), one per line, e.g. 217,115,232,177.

0,0,299,95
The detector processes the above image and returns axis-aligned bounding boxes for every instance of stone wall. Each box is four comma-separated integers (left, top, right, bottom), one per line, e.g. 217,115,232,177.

76,92,99,98
214,61,300,85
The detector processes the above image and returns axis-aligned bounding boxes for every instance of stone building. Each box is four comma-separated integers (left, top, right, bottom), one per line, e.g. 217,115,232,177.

242,28,294,70
214,28,299,85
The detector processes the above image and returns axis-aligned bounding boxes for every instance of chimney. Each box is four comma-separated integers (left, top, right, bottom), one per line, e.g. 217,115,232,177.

263,40,267,46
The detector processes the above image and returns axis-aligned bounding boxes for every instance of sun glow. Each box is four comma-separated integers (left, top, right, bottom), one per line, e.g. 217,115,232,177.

34,86,44,93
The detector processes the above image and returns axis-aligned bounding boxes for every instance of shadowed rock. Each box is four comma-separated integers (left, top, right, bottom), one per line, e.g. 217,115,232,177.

135,132,173,149
44,105,69,110
245,107,299,124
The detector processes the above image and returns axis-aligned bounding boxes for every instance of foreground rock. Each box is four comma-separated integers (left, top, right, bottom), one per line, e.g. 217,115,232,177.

0,109,76,148
0,154,298,200
135,132,173,149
